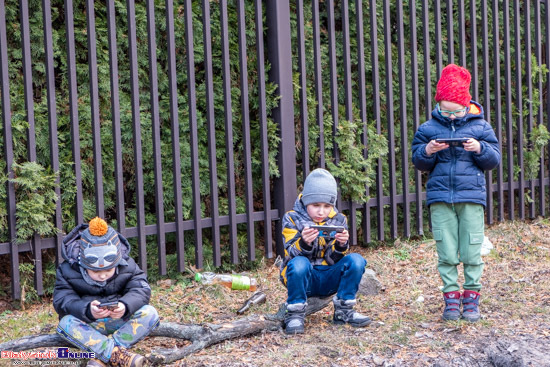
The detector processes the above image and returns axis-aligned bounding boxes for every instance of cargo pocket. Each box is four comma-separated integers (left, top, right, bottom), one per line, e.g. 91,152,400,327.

433,229,444,261
466,231,484,264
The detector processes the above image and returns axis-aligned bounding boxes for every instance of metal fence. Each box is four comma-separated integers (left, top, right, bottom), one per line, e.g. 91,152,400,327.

1,0,549,300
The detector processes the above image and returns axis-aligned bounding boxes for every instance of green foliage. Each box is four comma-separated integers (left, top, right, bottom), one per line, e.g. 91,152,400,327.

327,120,388,204
8,162,59,243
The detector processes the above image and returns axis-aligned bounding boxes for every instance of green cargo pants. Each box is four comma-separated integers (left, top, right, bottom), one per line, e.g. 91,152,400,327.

430,202,485,293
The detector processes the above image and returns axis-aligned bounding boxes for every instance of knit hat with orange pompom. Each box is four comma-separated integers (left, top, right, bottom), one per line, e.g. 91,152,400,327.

434,64,472,107
79,217,123,270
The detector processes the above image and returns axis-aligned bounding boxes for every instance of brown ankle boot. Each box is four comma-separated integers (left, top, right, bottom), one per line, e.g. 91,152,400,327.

86,359,108,367
109,346,146,367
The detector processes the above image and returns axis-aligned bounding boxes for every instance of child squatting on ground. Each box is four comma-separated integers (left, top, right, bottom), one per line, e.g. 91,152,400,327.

280,168,371,334
53,217,160,367
412,64,501,322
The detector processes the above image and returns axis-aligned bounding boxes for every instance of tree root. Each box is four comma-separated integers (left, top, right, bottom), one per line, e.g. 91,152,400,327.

0,296,332,365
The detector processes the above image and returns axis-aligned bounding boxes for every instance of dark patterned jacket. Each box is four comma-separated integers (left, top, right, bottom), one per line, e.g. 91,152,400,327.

279,194,348,285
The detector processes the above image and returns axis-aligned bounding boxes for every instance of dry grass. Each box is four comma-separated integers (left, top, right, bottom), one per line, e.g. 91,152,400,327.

1,219,549,366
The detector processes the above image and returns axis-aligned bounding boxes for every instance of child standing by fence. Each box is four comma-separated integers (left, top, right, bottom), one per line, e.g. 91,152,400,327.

412,64,500,322
53,217,159,367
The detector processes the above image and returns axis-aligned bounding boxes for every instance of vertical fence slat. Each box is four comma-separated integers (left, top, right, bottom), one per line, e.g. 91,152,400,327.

341,0,357,244
64,0,84,228
514,0,525,220
493,0,505,221
503,0,515,220
107,0,126,234
166,0,185,271
410,0,423,236
255,0,273,259
435,1,443,76
355,0,371,243
312,0,325,168
146,0,166,274
220,0,239,263
202,0,221,266
525,0,535,218
236,0,256,260
397,0,410,238
369,0,384,241
20,0,36,162
126,0,147,272
297,0,309,181
481,0,493,224
327,0,340,197
458,0,466,67
422,0,433,117
383,0,397,238
0,0,20,300
446,0,454,65
470,0,479,101
534,0,545,217
20,0,43,295
546,0,550,208
184,0,203,268
86,0,104,218
42,0,63,275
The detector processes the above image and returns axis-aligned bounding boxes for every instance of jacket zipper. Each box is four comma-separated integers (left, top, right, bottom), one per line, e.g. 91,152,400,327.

450,124,456,204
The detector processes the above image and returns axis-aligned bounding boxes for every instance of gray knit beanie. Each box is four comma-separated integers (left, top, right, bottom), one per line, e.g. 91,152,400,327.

301,168,337,206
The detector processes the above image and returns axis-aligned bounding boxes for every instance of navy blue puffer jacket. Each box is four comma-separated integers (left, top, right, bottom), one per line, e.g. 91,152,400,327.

411,101,500,207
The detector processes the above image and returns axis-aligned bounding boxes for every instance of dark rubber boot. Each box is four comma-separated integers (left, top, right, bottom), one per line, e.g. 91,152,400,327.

442,291,461,321
462,290,481,322
284,302,306,335
332,297,371,327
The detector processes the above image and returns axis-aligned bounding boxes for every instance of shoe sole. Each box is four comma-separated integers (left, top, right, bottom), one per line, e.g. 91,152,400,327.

333,319,372,327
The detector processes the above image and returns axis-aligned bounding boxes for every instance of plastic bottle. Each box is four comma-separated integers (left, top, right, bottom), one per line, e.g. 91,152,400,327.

194,272,257,291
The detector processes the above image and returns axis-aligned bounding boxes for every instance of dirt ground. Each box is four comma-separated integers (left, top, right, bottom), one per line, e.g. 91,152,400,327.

1,219,549,366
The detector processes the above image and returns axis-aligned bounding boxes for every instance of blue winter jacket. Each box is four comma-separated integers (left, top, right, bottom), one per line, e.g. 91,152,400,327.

411,101,500,207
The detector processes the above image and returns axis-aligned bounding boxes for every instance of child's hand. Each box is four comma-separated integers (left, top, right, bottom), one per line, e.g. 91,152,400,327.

335,229,349,245
463,138,481,154
90,300,111,319
425,140,449,155
301,227,319,244
109,302,126,319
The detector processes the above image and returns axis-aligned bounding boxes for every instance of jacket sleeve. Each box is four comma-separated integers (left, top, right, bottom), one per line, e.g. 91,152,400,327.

118,262,151,317
473,121,501,171
412,125,437,172
282,211,314,258
53,265,94,323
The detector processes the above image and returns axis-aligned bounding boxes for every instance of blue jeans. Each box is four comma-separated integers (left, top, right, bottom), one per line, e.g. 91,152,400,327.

286,253,367,304
57,305,159,363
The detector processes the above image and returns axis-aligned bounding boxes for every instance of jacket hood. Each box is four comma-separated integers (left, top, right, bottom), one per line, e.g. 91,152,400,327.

292,193,339,224
431,100,484,128
61,223,131,266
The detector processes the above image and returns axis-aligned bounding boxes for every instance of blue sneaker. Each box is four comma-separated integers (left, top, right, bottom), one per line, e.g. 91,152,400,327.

462,290,481,322
442,291,461,321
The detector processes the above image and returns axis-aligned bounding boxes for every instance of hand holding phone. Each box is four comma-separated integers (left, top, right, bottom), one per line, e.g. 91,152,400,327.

98,301,119,311
435,138,469,147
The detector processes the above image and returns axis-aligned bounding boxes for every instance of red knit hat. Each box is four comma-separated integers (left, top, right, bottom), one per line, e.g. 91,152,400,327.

435,64,472,107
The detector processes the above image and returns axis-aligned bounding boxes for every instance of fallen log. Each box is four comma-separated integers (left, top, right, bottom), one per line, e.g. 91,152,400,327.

0,296,333,365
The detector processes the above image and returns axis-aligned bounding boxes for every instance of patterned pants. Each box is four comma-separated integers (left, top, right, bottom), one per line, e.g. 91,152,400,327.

57,305,159,363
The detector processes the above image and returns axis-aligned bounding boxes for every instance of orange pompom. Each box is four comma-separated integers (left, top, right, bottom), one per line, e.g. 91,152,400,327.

89,217,108,237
